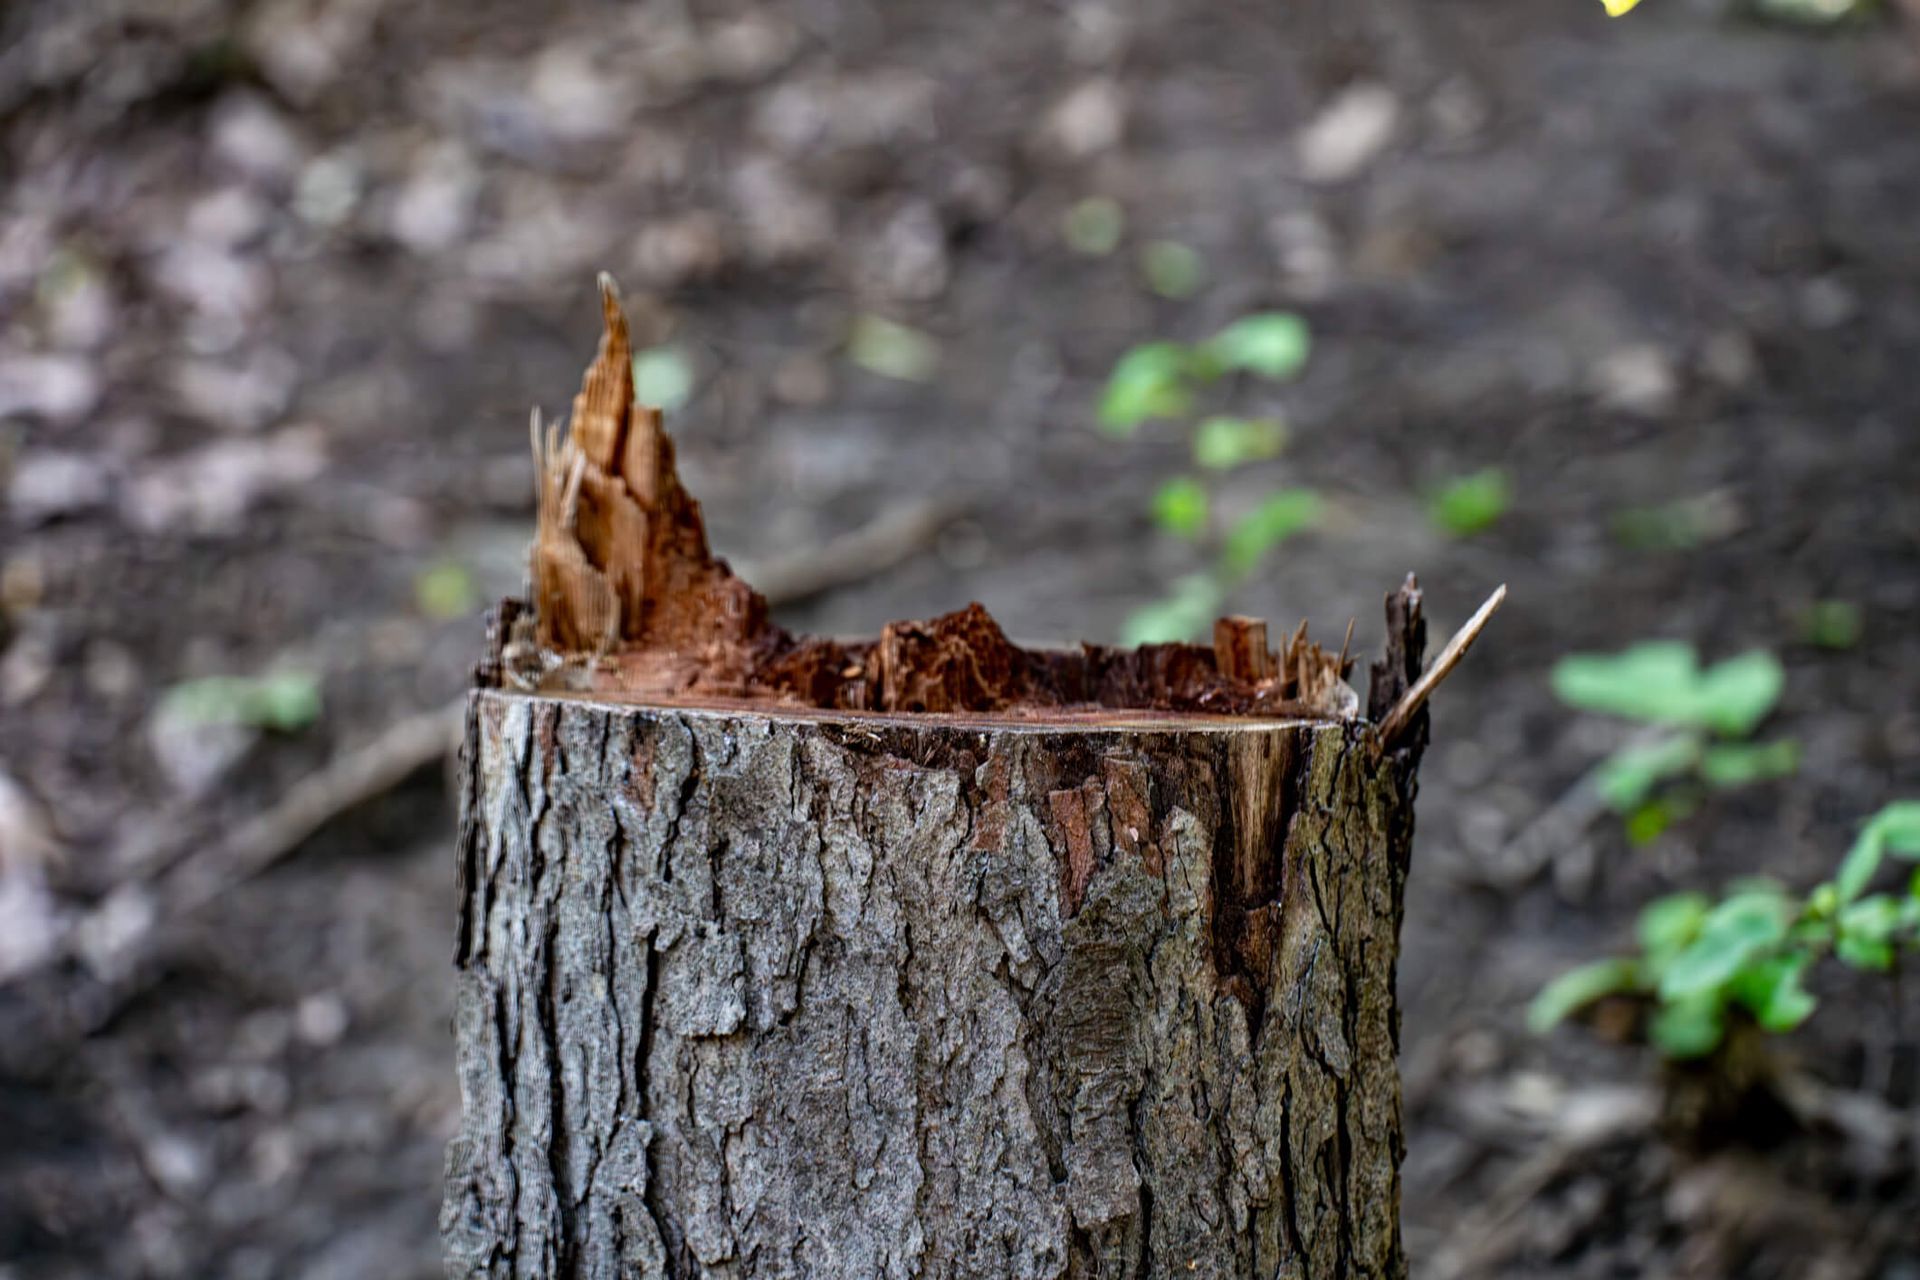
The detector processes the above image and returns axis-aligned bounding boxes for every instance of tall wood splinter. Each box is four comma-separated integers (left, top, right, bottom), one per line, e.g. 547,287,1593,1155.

442,279,1493,1279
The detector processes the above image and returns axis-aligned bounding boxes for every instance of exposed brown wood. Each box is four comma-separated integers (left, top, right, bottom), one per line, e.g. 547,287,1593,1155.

520,282,1356,721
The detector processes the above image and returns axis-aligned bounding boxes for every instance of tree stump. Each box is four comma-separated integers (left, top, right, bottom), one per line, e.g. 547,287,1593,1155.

441,281,1438,1280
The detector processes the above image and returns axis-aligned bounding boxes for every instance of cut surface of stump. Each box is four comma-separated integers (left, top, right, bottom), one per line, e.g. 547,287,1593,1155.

442,280,1438,1280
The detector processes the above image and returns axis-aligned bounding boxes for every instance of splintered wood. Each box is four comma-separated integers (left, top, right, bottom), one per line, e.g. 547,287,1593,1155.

513,277,1373,722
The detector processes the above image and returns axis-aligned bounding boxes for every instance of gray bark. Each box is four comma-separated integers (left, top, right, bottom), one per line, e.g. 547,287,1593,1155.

442,691,1420,1279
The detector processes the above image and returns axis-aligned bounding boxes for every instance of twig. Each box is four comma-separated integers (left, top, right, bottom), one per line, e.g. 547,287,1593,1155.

1377,583,1507,750
156,702,463,919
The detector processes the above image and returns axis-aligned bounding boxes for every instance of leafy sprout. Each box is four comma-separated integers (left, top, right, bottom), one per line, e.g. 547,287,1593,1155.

1100,311,1317,644
162,670,323,732
1120,574,1224,646
1552,643,1784,738
1099,342,1193,436
1140,241,1206,300
416,560,479,620
1150,477,1210,539
1063,197,1126,257
1532,801,1920,1058
1427,468,1511,537
1552,642,1795,839
1196,313,1311,382
1192,416,1287,471
631,347,694,411
1221,489,1322,578
847,315,939,383
1798,599,1861,651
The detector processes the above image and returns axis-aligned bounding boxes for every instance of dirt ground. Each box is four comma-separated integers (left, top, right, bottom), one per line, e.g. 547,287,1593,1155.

3,0,1919,1275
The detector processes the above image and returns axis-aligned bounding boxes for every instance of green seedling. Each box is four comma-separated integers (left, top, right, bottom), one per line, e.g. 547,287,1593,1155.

1798,599,1861,651
1063,197,1125,256
1428,468,1511,537
847,314,939,383
416,560,480,620
1532,801,1920,1058
1150,477,1210,540
1100,311,1321,643
1552,642,1796,840
162,670,323,732
1192,416,1288,471
1140,241,1206,300
631,347,694,411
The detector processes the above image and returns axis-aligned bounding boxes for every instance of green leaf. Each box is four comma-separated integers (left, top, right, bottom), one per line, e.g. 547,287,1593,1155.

1798,599,1862,650
1549,643,1783,736
1552,641,1703,725
1150,477,1210,539
415,560,479,620
1220,489,1322,577
1624,797,1689,845
1650,993,1726,1059
1693,651,1785,737
1427,469,1511,538
1099,342,1193,435
1699,738,1800,789
1637,891,1710,969
1728,952,1817,1033
1120,574,1222,646
1839,894,1902,945
1062,197,1125,256
1836,931,1896,972
1527,957,1641,1033
1191,416,1288,471
1140,240,1206,299
1658,887,1792,1001
162,670,323,733
631,346,694,411
1200,313,1311,382
847,314,939,383
1869,801,1920,857
1836,802,1920,903
1594,734,1701,813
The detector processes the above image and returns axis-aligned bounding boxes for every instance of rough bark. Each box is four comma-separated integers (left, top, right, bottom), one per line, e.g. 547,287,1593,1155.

442,677,1422,1279
442,281,1434,1278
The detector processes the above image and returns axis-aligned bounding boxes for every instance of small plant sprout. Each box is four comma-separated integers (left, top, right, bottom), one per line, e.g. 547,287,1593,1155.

1192,416,1287,471
1150,477,1210,540
1062,196,1126,256
1551,642,1796,841
1798,599,1862,650
631,346,694,411
1427,468,1511,538
847,314,940,383
1096,311,1323,642
162,670,323,732
416,560,480,620
1531,801,1920,1059
1140,240,1206,300
1100,343,1194,435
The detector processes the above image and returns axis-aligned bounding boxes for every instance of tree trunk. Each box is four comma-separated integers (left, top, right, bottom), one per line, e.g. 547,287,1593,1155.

441,280,1436,1278
440,609,1425,1280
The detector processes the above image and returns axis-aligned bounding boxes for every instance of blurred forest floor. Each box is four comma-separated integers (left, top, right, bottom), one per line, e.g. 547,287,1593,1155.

3,0,1920,1276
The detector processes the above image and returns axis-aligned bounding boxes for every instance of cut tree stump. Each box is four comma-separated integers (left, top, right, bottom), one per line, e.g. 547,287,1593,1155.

441,280,1458,1280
